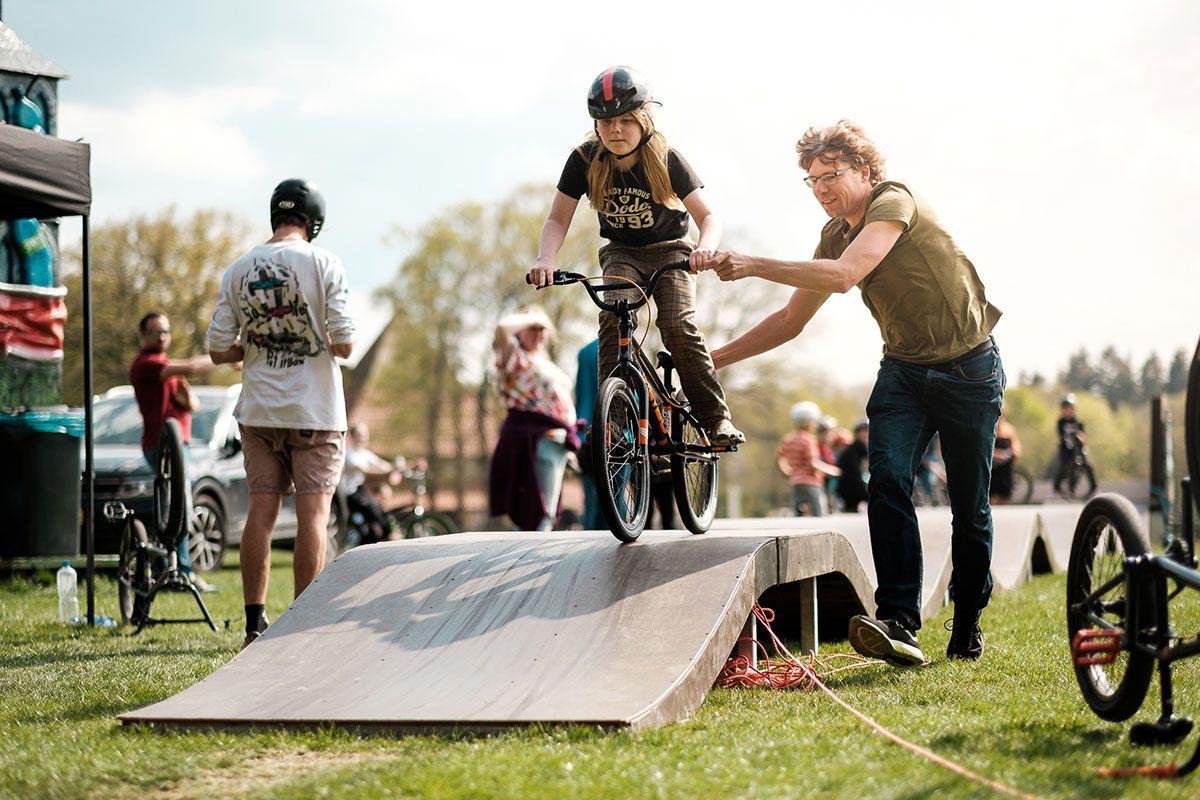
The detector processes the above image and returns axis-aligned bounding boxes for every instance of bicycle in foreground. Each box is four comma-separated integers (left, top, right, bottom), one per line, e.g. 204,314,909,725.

1066,335,1200,775
530,260,738,542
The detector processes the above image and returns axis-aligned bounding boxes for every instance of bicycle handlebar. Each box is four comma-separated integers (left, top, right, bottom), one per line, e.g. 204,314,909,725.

526,260,691,314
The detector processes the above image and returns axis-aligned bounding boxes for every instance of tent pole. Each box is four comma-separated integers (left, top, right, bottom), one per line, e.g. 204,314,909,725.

82,215,95,627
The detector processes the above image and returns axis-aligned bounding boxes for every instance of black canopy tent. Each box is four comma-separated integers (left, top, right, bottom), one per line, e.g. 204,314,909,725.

0,123,99,623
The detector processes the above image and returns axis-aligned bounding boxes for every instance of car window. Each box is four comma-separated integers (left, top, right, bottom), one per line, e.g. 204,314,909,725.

191,404,223,445
92,396,144,445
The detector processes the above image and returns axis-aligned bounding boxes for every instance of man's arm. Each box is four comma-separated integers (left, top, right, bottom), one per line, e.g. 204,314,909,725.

711,288,830,370
161,354,220,378
710,220,905,293
210,344,244,365
324,255,357,360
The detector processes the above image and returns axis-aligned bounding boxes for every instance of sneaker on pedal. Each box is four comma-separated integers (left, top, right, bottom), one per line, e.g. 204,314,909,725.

708,419,745,448
945,609,984,660
848,614,926,666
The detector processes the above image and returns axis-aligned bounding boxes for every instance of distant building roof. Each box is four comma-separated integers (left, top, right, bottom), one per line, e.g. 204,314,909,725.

0,22,67,79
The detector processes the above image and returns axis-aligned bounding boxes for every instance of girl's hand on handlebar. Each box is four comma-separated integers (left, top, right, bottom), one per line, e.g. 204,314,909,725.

689,248,720,272
528,260,557,288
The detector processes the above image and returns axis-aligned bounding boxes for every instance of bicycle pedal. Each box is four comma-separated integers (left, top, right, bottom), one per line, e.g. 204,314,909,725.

1131,716,1193,746
1071,628,1122,665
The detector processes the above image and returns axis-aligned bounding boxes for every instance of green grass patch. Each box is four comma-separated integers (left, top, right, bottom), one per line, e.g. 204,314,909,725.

3,552,1200,799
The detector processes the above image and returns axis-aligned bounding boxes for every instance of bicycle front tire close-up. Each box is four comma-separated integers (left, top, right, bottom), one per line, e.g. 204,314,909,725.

671,408,718,535
592,378,650,542
1065,493,1155,722
154,419,187,548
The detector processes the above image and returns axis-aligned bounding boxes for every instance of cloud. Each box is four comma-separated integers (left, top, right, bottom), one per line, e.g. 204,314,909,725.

57,86,278,180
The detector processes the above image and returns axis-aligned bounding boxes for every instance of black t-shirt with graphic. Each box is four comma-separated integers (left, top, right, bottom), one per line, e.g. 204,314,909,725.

556,141,703,246
1058,417,1086,451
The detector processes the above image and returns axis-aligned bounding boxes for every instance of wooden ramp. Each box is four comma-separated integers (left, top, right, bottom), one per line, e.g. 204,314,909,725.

121,504,1082,733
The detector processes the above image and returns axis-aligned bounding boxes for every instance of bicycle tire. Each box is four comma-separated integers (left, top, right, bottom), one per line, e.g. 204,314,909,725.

117,519,148,626
1010,465,1034,504
1187,335,1200,507
1066,493,1155,722
405,511,457,539
154,419,187,547
592,377,650,542
671,408,718,535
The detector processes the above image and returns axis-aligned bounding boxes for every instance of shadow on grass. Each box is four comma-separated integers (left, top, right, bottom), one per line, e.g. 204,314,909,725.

0,644,232,671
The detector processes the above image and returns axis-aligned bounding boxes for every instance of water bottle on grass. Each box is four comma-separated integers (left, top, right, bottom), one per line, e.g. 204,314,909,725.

56,561,78,623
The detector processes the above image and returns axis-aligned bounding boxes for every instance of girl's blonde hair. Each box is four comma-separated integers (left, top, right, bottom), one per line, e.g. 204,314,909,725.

582,104,684,212
796,120,887,186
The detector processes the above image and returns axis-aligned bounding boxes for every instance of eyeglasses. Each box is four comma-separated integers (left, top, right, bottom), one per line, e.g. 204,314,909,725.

146,329,171,338
803,167,853,188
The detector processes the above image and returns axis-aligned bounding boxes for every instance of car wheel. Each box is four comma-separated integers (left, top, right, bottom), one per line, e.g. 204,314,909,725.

189,495,226,572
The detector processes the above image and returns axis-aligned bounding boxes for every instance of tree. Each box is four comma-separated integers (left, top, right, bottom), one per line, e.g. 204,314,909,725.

1059,348,1099,394
1096,347,1136,410
1138,352,1164,402
1166,348,1189,394
60,208,252,403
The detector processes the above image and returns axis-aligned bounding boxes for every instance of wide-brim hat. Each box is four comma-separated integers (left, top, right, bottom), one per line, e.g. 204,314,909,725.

498,306,554,336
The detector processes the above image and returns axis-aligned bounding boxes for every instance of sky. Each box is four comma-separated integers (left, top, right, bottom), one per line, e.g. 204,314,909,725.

8,0,1200,387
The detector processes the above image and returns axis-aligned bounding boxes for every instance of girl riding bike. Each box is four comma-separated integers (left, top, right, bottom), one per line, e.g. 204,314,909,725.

527,65,743,448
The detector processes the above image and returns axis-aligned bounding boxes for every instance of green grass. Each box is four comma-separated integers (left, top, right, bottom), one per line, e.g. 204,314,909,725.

3,552,1200,799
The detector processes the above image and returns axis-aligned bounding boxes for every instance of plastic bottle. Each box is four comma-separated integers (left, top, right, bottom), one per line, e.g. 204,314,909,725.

56,561,78,623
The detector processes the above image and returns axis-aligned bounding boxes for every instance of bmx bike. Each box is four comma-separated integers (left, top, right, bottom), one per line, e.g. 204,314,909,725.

1056,432,1098,501
1066,335,1200,773
113,418,217,633
529,260,738,542
337,458,459,551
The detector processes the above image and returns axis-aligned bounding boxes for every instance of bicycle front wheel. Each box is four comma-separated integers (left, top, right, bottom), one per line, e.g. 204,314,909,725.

1066,493,1155,722
671,409,718,535
405,511,457,539
592,378,650,542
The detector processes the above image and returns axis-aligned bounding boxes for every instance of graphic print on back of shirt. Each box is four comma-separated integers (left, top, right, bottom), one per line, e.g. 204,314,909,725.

237,256,325,368
602,187,654,230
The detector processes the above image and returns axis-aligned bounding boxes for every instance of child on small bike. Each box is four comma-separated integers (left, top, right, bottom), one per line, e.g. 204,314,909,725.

527,65,743,448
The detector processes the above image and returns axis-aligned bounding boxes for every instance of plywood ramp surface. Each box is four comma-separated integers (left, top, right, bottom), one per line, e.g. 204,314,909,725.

122,505,1080,733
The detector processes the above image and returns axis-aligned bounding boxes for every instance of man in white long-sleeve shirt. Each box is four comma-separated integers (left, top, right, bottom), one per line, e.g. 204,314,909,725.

207,178,356,648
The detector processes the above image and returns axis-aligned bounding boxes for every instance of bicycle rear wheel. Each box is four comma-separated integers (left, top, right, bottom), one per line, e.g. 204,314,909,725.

592,378,650,542
1066,493,1155,722
405,511,457,539
671,409,718,535
117,519,148,626
1011,465,1034,504
154,419,187,547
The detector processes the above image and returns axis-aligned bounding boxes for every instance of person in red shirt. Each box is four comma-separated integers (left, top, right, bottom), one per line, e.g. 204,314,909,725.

129,311,219,592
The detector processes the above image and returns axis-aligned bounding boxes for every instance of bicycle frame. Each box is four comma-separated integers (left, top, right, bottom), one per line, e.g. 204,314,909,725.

536,261,722,463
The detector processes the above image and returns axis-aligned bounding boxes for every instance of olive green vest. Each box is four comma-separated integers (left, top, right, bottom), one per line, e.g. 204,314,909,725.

816,181,1001,364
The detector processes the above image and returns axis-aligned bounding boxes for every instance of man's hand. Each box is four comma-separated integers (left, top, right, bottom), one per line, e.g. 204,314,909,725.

528,258,556,289
711,251,755,282
209,344,244,365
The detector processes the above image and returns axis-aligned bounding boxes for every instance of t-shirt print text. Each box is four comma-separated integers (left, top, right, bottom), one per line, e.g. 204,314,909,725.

237,259,325,369
603,187,654,229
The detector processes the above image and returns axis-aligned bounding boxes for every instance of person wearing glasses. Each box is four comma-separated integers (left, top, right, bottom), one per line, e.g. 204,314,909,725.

129,311,220,592
706,120,1003,666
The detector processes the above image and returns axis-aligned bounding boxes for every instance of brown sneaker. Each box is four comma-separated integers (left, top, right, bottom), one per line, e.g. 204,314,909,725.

708,419,745,448
241,630,262,650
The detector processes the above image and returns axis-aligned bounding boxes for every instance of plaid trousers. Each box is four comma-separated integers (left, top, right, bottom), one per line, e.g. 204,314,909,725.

596,238,730,429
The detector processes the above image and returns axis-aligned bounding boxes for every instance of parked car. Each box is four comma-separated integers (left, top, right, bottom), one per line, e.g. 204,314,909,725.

85,384,343,571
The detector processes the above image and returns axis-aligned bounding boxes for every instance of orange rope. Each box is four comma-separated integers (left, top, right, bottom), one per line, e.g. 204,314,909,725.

718,605,1041,800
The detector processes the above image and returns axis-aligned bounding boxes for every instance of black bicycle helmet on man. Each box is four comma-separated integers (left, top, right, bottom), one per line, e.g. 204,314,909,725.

270,178,325,241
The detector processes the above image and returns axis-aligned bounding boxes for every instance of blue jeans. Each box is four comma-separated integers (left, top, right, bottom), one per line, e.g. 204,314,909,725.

865,339,1005,632
533,437,569,532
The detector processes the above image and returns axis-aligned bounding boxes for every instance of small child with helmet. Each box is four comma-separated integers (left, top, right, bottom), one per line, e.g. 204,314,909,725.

527,66,743,448
778,400,841,516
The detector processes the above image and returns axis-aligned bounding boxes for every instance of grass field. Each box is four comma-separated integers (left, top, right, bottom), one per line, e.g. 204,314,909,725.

3,548,1200,800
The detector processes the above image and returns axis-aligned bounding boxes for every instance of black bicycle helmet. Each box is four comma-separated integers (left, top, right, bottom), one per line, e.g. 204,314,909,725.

270,178,326,240
587,66,652,120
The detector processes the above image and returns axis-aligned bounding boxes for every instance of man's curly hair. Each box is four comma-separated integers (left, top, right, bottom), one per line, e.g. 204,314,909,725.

796,120,886,186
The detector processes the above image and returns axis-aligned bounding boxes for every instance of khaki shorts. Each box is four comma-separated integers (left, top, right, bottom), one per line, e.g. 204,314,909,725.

240,425,345,495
